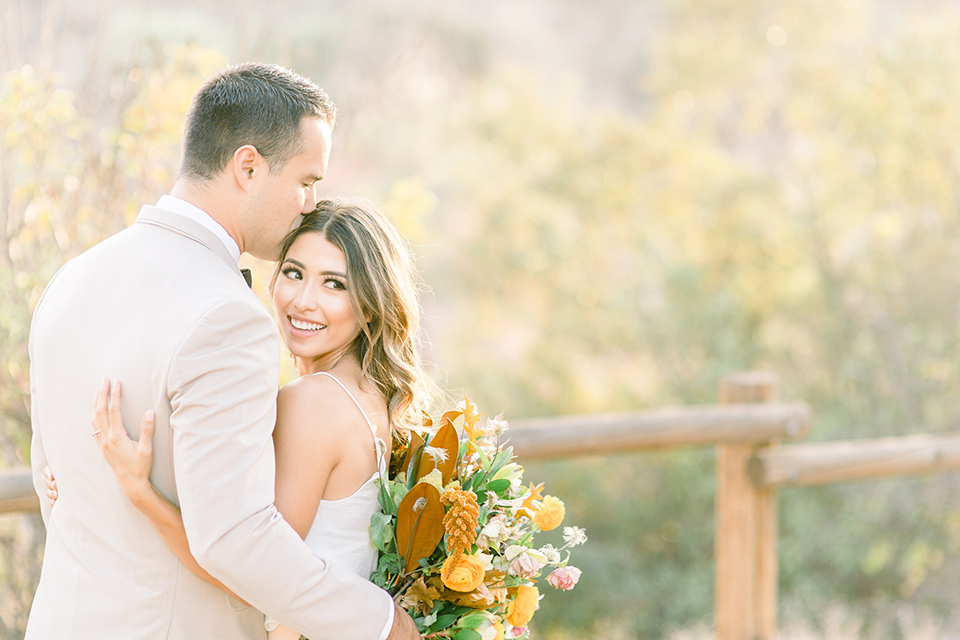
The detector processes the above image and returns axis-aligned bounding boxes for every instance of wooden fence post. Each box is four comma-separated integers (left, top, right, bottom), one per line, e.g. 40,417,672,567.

715,372,779,640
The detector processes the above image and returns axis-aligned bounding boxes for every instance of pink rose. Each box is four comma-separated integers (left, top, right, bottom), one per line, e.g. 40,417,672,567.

508,553,540,578
546,566,582,591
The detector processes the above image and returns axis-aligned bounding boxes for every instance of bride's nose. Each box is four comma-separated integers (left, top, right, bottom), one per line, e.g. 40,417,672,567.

293,283,320,311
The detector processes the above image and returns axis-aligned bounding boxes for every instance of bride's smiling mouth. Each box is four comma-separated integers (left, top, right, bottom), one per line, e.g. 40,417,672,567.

289,316,327,333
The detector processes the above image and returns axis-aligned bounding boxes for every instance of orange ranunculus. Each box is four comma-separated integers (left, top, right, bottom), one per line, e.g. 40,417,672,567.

506,585,539,627
532,495,565,531
440,554,485,592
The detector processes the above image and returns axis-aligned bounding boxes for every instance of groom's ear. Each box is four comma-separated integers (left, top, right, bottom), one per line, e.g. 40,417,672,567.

233,145,264,191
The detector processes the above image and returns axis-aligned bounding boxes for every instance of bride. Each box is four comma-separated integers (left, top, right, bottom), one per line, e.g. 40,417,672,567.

47,197,435,639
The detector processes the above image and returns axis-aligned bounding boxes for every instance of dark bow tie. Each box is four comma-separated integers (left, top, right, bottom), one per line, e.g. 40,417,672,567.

240,268,253,288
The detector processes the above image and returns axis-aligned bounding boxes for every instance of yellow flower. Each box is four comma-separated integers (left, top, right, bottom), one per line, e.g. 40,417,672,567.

506,585,539,627
440,553,485,592
477,615,504,640
532,495,565,531
517,482,544,518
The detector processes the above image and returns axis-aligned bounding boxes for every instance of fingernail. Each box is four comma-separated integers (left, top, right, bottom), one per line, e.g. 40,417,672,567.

145,410,155,421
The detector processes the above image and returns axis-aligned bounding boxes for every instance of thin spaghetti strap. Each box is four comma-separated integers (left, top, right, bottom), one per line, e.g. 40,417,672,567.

311,371,378,440
312,372,386,473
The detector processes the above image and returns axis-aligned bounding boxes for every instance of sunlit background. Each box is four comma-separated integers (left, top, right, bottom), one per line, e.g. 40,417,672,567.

4,0,960,637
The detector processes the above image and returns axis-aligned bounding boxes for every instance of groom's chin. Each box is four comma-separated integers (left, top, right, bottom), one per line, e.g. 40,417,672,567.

247,244,283,262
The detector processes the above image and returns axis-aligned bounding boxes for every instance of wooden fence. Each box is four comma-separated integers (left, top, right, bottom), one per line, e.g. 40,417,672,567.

3,371,960,639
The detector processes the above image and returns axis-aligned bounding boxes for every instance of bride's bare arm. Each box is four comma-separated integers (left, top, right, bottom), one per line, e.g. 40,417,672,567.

272,376,341,539
90,379,245,604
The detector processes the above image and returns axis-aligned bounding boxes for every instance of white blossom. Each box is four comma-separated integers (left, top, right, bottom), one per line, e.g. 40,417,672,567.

475,551,495,571
562,526,588,547
423,445,448,464
486,413,510,436
538,544,562,565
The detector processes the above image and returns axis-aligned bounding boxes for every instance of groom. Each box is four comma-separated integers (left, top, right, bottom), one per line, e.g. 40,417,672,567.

27,63,418,639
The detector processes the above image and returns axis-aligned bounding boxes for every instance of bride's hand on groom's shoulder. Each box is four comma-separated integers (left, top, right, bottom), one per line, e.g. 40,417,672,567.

92,378,157,506
42,465,58,507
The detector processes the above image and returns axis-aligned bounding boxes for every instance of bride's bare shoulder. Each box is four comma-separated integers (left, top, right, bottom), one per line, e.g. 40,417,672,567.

275,373,363,441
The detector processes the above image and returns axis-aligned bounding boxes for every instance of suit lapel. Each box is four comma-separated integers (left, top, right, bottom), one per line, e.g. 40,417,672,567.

135,206,240,275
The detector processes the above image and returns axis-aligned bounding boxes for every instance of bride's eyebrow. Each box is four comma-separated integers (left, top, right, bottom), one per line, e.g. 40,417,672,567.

282,258,305,269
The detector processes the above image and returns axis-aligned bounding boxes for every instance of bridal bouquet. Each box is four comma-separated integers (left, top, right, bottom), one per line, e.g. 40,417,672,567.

371,399,586,640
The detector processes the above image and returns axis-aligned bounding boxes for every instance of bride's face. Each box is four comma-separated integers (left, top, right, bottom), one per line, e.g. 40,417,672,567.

272,232,363,372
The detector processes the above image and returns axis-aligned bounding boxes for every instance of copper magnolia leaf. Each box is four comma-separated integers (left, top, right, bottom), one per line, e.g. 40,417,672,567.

417,420,459,485
396,482,444,573
440,409,462,426
404,430,425,483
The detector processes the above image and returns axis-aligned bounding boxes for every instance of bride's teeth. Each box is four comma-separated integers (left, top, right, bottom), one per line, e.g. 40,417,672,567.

291,318,325,331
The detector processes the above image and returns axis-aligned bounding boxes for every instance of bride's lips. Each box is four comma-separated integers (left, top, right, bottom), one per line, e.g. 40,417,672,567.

287,315,327,338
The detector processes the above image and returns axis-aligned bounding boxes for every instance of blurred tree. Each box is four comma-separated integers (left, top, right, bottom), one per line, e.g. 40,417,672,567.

333,0,960,635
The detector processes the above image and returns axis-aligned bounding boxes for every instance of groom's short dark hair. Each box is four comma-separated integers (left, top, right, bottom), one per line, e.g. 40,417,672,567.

179,62,336,180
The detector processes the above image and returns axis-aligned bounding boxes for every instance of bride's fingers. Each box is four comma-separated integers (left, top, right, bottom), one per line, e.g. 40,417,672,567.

42,465,58,506
91,378,110,433
107,379,125,443
138,410,156,458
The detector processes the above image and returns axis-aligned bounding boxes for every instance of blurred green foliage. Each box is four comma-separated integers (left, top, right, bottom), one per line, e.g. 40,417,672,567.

4,0,960,637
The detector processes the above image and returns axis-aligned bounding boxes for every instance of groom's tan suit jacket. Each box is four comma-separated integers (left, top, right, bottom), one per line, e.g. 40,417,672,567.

27,206,391,639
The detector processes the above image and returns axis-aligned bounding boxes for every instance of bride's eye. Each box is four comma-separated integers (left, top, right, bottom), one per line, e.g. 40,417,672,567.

281,266,303,281
323,277,347,290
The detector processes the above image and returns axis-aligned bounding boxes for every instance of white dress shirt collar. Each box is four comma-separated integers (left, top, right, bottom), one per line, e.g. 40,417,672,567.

157,195,241,265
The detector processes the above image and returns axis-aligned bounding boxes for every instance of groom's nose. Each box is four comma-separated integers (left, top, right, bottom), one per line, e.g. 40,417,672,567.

302,185,318,213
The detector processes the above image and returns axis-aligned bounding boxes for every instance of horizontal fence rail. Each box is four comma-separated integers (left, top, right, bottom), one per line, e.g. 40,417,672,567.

0,468,39,515
749,431,960,488
508,402,812,459
0,401,813,514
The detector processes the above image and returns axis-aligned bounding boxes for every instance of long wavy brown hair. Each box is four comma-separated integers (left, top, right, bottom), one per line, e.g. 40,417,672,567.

270,197,435,433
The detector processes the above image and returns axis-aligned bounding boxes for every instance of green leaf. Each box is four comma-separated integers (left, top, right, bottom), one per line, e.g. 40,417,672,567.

370,512,395,551
488,447,514,472
473,443,492,472
453,629,482,640
456,611,490,629
484,478,511,495
376,478,397,513
432,613,461,631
